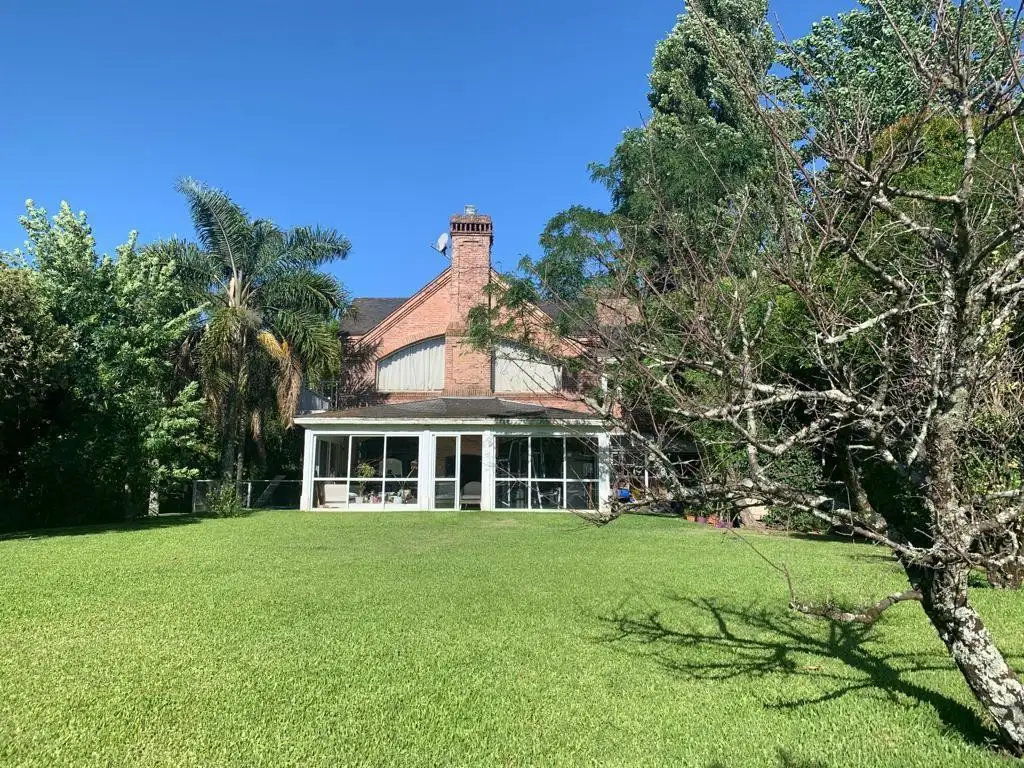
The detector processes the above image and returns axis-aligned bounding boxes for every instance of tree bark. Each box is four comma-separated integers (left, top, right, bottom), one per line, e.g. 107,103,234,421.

234,436,246,486
914,563,1024,755
219,398,240,482
217,393,238,483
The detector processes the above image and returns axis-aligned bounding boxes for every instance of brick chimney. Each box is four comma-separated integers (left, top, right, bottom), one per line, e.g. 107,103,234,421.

444,205,493,395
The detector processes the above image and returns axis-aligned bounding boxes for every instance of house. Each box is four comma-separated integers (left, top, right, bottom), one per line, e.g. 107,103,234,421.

294,207,613,513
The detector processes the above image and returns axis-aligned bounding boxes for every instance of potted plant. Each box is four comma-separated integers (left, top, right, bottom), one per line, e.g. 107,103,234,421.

355,461,376,503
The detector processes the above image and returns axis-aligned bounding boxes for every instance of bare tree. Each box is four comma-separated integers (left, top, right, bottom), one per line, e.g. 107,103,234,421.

490,0,1024,754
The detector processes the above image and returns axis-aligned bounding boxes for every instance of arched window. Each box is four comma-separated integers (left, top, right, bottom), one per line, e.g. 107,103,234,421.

376,337,445,392
493,342,562,393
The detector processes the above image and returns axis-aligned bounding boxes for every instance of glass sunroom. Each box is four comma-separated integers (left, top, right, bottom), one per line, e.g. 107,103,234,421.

295,398,612,513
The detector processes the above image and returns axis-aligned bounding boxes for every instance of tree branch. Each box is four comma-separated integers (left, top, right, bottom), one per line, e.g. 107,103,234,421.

790,589,923,625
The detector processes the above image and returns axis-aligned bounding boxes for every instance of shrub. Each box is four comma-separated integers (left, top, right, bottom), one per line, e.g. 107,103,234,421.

202,484,247,518
763,507,824,534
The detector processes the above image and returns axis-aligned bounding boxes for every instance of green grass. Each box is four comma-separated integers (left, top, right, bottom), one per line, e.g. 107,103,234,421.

1,512,1021,767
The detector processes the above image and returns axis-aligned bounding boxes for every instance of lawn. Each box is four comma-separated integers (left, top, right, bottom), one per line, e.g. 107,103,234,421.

1,512,1021,767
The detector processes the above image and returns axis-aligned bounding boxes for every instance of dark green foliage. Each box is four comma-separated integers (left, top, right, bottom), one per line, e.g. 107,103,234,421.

200,483,247,518
0,203,210,532
163,179,350,481
762,507,824,533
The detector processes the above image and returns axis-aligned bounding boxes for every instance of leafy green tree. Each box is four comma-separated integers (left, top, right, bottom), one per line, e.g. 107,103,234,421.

778,0,1019,133
158,179,350,481
515,0,1024,752
0,263,70,522
473,0,780,517
0,263,67,412
0,202,209,529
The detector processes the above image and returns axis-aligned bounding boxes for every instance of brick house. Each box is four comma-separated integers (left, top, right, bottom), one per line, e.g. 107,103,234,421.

295,207,612,513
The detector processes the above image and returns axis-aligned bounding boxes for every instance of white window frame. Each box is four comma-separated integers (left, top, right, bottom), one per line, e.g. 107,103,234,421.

312,432,422,510
493,434,600,511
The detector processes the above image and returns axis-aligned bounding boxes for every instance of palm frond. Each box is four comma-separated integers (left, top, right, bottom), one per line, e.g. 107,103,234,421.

262,269,346,317
268,306,341,379
282,225,351,269
142,239,219,303
175,178,254,274
250,219,287,280
268,338,303,427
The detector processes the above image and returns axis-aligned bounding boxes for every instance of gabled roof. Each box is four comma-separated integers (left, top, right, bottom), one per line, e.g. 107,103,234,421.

299,397,598,422
340,270,563,340
340,298,409,336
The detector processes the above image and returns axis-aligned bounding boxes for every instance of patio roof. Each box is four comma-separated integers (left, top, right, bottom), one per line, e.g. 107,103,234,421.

298,397,600,423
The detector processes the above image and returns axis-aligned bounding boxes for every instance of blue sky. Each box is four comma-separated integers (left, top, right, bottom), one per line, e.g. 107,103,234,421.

0,0,855,298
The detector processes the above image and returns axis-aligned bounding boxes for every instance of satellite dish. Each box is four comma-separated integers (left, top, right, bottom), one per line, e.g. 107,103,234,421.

434,232,450,257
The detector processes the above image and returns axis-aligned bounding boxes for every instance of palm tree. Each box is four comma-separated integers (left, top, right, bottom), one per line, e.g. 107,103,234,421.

154,179,349,481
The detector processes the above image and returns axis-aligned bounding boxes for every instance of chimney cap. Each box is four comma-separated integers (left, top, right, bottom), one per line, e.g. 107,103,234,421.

450,206,493,240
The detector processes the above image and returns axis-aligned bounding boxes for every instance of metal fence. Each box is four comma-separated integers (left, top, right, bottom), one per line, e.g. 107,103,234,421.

192,479,301,514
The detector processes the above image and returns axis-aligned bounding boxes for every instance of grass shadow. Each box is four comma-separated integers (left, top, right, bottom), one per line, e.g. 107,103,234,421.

596,593,999,753
0,513,204,541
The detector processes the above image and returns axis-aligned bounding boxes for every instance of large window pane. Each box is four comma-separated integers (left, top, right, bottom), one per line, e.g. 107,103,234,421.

434,480,457,510
384,480,418,506
531,437,564,479
496,436,529,479
566,437,598,480
350,480,382,504
531,481,563,509
386,436,420,478
350,436,385,478
435,436,458,479
316,435,349,478
460,435,483,487
566,482,598,510
314,480,351,508
495,480,529,509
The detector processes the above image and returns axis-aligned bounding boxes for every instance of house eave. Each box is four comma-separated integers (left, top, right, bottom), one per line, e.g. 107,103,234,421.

294,415,607,428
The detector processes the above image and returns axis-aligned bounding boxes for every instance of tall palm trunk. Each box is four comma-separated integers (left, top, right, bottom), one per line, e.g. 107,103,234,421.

235,434,246,486
219,392,241,482
219,334,248,482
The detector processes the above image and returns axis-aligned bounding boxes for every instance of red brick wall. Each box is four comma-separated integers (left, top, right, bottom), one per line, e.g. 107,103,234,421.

362,271,453,362
444,212,493,393
346,210,596,415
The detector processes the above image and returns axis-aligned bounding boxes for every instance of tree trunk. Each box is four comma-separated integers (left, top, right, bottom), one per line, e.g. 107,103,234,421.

914,563,1024,755
737,498,768,528
219,395,240,482
835,430,887,533
234,437,246,486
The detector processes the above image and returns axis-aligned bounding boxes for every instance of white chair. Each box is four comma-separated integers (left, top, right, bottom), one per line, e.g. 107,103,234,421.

461,481,482,509
321,483,349,509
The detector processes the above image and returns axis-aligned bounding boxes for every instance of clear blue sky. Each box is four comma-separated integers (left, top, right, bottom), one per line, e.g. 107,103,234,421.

0,0,855,299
